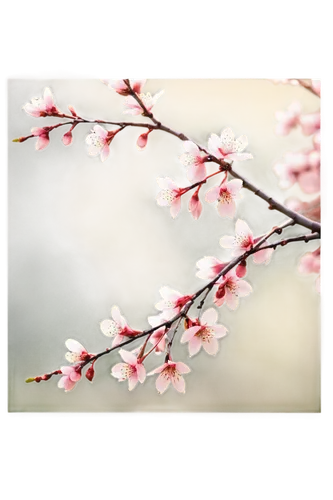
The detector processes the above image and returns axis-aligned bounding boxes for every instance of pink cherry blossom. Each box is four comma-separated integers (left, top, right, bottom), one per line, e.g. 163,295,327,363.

123,91,164,115
100,305,141,347
137,129,152,149
62,129,73,146
196,256,226,280
181,308,227,356
111,349,146,391
148,360,191,394
188,189,202,220
101,79,146,96
214,269,252,310
85,125,119,162
156,177,183,218
207,127,253,163
311,80,321,97
23,87,61,117
205,178,243,218
220,219,274,265
65,339,93,363
298,247,320,275
285,196,320,222
147,315,167,354
299,111,320,136
274,151,320,194
58,365,82,392
179,141,207,182
275,102,301,135
31,127,50,150
155,287,192,320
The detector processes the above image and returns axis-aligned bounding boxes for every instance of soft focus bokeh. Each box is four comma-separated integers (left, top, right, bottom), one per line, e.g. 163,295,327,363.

8,79,320,412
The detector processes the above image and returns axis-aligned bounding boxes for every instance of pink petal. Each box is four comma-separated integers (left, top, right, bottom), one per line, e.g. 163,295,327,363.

220,235,235,249
205,186,220,203
157,177,178,191
201,308,218,325
213,325,228,338
188,192,202,219
227,179,243,195
23,104,42,117
171,374,186,393
235,219,252,238
236,279,253,297
203,337,219,355
43,87,55,110
175,362,191,374
100,144,110,162
187,163,206,183
207,133,222,157
128,373,139,391
111,362,127,380
170,196,181,218
298,171,320,194
159,287,182,302
111,306,126,327
155,372,171,394
119,349,137,365
188,336,202,356
183,141,200,155
217,199,236,218
253,248,274,265
181,326,201,343
225,289,239,310
136,363,146,383
112,334,124,347
65,339,85,354
226,153,253,161
35,134,49,150
93,125,108,139
148,363,168,375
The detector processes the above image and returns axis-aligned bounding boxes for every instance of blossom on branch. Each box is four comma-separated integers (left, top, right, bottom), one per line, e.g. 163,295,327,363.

275,102,301,135
58,366,82,392
111,349,146,391
214,269,252,310
65,339,93,364
205,178,243,218
100,306,141,347
23,87,61,117
155,287,192,320
147,315,168,354
148,360,191,394
196,256,226,280
274,150,320,193
208,127,253,162
179,141,207,182
156,177,183,218
188,188,203,220
299,111,320,136
124,91,164,115
298,247,320,293
101,79,146,96
181,308,227,356
31,127,51,151
85,125,119,162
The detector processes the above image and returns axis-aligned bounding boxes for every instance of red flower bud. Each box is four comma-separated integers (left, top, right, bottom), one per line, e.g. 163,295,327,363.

137,130,152,150
236,260,247,278
85,364,95,382
62,130,73,146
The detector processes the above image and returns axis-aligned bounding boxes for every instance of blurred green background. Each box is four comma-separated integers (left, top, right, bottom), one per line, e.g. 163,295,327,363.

8,79,320,412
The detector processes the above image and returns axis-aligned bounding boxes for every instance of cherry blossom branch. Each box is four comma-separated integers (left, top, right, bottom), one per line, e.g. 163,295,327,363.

296,79,320,97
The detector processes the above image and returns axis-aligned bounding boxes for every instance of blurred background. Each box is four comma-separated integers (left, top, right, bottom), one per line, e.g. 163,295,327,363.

8,79,320,412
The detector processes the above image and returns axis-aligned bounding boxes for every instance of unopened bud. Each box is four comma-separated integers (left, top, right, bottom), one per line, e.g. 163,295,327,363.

236,260,247,278
68,105,77,117
25,377,35,383
62,130,73,146
137,130,152,150
85,364,95,382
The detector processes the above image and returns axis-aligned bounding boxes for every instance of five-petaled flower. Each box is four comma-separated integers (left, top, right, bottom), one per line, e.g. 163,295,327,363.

208,127,253,162
179,141,207,182
205,178,243,218
85,125,120,162
58,365,82,392
100,306,141,347
148,360,191,394
214,269,252,310
111,349,146,391
23,87,61,117
156,177,184,218
101,79,146,96
64,339,93,364
220,219,274,265
124,91,164,115
181,308,227,356
155,287,192,320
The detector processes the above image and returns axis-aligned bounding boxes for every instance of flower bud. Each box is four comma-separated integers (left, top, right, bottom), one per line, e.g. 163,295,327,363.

62,130,73,146
85,364,95,382
137,130,152,150
68,105,77,117
236,260,247,278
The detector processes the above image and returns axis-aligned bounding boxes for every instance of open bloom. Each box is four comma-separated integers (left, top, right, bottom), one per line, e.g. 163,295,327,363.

111,349,146,391
65,339,93,363
214,269,252,310
274,150,320,194
196,256,226,280
148,360,190,394
155,287,192,320
156,177,184,218
147,315,167,354
208,127,253,162
181,308,227,356
124,91,164,115
23,87,61,117
188,189,202,220
298,247,320,293
275,102,301,135
31,127,51,150
58,366,82,392
220,219,274,265
299,111,320,136
179,141,207,182
86,125,111,163
100,306,141,347
205,178,243,218
101,79,146,95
